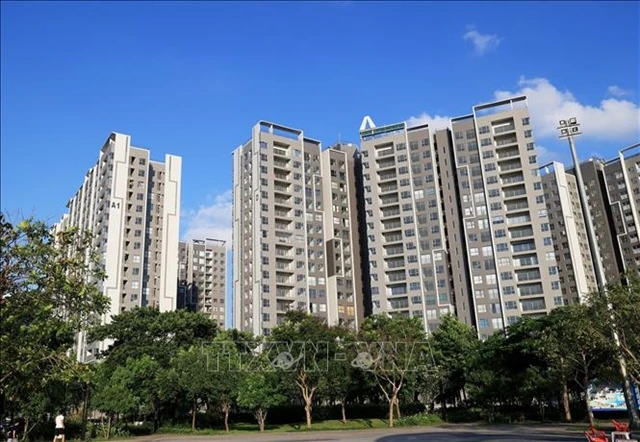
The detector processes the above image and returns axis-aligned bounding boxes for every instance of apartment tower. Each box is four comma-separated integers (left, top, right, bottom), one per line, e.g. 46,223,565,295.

360,96,563,337
358,119,460,332
447,97,562,337
55,132,181,362
232,122,363,336
178,238,227,329
539,162,597,304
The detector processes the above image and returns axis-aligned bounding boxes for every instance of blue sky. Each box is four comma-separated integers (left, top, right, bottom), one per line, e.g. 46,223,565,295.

2,1,638,328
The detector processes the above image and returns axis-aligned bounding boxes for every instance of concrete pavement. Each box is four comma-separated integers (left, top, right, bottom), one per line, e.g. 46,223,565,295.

144,424,587,442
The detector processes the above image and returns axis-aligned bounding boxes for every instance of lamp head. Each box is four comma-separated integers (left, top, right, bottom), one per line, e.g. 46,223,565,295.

559,120,567,127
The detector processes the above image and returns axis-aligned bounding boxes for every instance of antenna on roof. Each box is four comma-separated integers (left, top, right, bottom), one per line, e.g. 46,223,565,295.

338,132,342,144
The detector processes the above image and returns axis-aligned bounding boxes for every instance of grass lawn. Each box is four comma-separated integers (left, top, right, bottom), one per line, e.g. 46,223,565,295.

153,415,442,436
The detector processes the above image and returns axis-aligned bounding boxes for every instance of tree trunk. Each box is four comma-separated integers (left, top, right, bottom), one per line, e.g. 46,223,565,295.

583,373,595,427
256,409,266,432
223,403,230,433
388,394,396,428
561,380,572,422
341,398,347,424
107,415,112,440
304,402,312,429
394,396,401,419
191,399,197,430
153,409,159,433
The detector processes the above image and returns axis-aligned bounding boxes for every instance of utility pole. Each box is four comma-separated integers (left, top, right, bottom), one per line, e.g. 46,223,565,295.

558,118,640,428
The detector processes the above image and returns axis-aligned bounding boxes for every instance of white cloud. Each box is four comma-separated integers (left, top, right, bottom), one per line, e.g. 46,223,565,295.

463,26,501,55
608,85,629,97
406,113,450,130
534,144,570,166
182,189,233,250
495,77,640,141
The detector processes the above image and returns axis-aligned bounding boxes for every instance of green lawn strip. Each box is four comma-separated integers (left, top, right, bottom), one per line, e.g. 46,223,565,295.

154,415,442,436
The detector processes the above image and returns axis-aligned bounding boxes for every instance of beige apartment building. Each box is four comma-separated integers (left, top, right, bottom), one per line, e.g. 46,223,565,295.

178,238,227,328
55,132,181,362
540,162,597,304
358,121,459,332
448,97,562,337
360,96,563,337
232,122,363,336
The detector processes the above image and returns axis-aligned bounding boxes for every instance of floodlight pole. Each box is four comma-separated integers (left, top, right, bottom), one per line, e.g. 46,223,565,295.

558,118,639,428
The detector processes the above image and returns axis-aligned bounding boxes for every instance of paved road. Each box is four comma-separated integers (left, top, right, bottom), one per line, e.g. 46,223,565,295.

146,424,588,442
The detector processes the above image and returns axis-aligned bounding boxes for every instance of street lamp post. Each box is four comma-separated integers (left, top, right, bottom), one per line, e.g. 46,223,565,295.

557,118,606,290
558,117,640,428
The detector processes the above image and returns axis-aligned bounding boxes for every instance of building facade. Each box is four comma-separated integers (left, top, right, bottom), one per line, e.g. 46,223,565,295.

358,121,458,332
601,146,640,276
55,132,181,362
360,96,564,337
540,162,597,304
178,238,227,328
232,122,363,336
448,97,563,337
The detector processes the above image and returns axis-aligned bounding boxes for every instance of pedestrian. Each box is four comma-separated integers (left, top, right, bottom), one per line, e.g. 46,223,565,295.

53,410,65,442
5,418,17,442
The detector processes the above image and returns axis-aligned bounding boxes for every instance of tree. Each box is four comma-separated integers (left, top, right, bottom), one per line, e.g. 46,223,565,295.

207,330,257,432
429,314,479,407
236,369,285,432
547,305,614,427
0,215,109,434
88,307,218,368
91,364,138,438
357,314,428,427
268,311,335,429
167,346,215,430
589,272,640,428
319,327,358,424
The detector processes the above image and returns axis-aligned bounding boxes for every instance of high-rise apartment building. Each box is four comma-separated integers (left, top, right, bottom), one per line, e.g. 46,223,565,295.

54,132,181,362
575,146,640,280
360,96,563,338
177,238,227,328
540,162,597,304
600,146,640,275
447,97,563,336
358,121,458,332
232,122,363,336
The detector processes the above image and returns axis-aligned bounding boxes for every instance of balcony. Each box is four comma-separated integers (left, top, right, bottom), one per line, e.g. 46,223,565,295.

514,255,539,267
380,195,400,205
505,199,529,212
376,147,394,158
274,184,290,193
496,148,520,160
385,258,405,270
379,183,398,193
503,186,527,199
509,227,534,239
382,220,402,230
378,171,397,182
499,159,522,172
384,245,404,256
383,233,403,243
495,136,518,147
386,271,407,283
493,124,515,135
512,240,536,254
381,208,401,218
273,147,289,157
377,158,396,169
501,174,525,185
